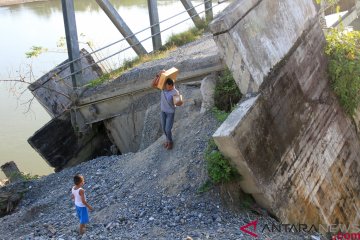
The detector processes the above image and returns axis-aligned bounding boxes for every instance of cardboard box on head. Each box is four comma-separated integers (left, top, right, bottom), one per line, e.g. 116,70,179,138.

156,67,179,90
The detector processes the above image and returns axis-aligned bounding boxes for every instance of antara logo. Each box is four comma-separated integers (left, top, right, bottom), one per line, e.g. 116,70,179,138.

239,219,321,238
240,219,360,238
240,220,259,237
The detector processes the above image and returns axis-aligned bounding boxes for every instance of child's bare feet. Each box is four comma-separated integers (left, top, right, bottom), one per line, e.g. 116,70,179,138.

80,224,86,235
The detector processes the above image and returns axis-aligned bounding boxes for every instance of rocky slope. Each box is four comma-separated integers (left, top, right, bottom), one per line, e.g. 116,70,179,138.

0,83,324,240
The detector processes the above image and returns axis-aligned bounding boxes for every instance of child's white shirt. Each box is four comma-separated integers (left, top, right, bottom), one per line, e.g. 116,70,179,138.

72,186,86,207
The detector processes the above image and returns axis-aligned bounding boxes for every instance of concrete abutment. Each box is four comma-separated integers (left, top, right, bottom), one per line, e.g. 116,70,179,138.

211,0,360,228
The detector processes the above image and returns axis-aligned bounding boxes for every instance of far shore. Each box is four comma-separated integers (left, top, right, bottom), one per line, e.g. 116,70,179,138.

0,0,46,7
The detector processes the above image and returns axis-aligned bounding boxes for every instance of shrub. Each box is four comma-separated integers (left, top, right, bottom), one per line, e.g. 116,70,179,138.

214,68,242,112
325,29,360,115
20,172,40,181
205,139,239,184
25,46,48,58
9,172,40,181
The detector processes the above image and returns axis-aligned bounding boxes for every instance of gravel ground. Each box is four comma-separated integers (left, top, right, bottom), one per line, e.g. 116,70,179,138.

0,101,324,239
0,82,325,240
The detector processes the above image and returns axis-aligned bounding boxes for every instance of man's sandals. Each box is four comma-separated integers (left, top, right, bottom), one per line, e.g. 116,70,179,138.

163,141,173,150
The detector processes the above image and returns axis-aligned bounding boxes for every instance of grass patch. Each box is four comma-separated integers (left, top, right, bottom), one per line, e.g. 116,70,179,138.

211,107,230,123
161,26,205,50
197,179,213,193
205,139,240,184
240,193,255,210
211,68,242,122
325,29,360,115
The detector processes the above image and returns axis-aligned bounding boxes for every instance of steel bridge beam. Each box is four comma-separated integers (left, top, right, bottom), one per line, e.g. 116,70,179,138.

180,0,203,28
61,0,83,88
204,0,213,22
147,0,162,51
61,0,87,133
96,0,147,56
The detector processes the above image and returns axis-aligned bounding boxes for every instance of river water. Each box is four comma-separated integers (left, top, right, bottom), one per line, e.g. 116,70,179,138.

0,0,229,179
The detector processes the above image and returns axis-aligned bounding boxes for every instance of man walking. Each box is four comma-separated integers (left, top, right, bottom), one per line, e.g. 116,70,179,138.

160,78,179,150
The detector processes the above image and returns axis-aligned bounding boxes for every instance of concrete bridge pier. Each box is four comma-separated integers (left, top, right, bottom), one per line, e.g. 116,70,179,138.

211,0,360,229
1,161,21,183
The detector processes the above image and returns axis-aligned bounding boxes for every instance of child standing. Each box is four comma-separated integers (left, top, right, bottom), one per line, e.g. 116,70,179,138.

71,174,93,235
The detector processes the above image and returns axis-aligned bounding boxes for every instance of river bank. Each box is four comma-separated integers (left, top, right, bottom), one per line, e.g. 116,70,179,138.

0,0,45,7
